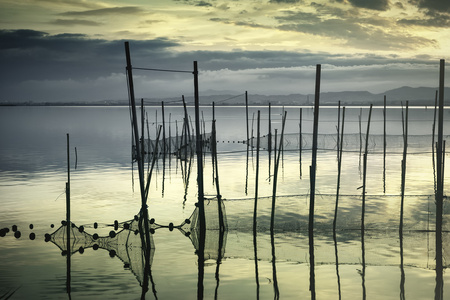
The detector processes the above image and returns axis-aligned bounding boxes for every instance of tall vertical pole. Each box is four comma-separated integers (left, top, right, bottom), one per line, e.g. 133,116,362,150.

268,103,272,153
194,61,205,230
309,64,321,300
383,95,386,193
66,133,71,294
435,59,445,300
246,91,249,144
125,42,146,208
310,64,321,234
193,60,206,300
124,42,151,274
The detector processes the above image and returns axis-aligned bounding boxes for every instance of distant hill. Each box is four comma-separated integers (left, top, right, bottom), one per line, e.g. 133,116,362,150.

2,86,448,106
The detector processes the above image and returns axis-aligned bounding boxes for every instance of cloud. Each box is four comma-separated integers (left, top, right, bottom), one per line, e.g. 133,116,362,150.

0,29,445,102
347,0,390,11
398,12,450,27
195,1,213,7
61,6,145,16
409,0,450,13
51,19,102,26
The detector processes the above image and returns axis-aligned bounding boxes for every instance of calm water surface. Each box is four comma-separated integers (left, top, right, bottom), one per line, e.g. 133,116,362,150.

0,105,449,299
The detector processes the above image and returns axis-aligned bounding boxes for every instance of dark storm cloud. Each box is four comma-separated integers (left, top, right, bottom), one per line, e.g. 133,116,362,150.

0,29,181,84
195,1,213,7
409,0,450,12
398,11,450,27
61,6,144,16
270,0,303,3
0,29,442,102
51,19,102,26
347,0,390,11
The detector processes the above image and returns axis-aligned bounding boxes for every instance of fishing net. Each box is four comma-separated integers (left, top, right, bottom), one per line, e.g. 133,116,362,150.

50,219,155,286
248,133,450,154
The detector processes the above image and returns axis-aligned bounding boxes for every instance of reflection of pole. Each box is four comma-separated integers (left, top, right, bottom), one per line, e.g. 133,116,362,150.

66,133,71,295
333,232,341,300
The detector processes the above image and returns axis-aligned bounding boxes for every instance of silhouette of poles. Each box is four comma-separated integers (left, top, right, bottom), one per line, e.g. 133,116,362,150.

270,111,287,232
253,111,261,233
361,104,373,231
309,64,321,300
253,110,261,300
193,61,206,300
124,42,151,254
333,107,345,231
383,96,386,193
299,108,303,179
66,133,71,295
400,101,408,234
435,59,445,300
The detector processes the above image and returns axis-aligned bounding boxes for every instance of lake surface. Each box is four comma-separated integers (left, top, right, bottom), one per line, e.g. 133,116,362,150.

0,105,449,299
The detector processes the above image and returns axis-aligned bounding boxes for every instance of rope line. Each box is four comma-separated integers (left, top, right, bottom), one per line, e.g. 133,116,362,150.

133,67,192,74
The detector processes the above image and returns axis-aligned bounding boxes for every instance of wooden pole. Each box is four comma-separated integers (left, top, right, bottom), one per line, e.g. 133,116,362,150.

124,42,152,265
268,103,272,153
435,59,445,300
246,91,249,144
193,61,206,300
66,133,71,294
271,128,278,232
309,64,321,300
271,112,287,232
162,101,166,155
310,64,321,233
299,108,302,179
361,104,373,231
333,107,345,231
400,101,408,234
193,61,205,230
253,111,261,233
383,96,386,193
337,101,340,160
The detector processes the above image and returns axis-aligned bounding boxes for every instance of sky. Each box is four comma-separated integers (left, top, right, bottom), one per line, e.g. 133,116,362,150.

0,0,449,102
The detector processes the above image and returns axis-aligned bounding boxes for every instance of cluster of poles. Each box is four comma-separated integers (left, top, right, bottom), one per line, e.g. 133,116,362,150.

62,41,447,299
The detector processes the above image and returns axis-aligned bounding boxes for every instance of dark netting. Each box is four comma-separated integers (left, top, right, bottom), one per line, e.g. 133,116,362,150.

185,198,228,260
50,219,155,286
248,133,450,154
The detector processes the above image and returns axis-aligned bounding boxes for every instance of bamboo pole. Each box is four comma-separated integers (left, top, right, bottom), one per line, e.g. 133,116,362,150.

399,101,408,234
333,107,345,231
299,108,302,179
435,59,445,300
361,104,373,231
309,64,321,300
253,111,261,233
66,133,71,294
337,101,340,160
193,61,206,300
271,112,287,232
383,96,386,193
310,64,321,233
193,61,205,231
246,91,249,144
268,103,272,152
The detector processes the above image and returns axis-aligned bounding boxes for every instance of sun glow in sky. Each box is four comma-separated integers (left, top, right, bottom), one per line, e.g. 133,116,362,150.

0,0,449,101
